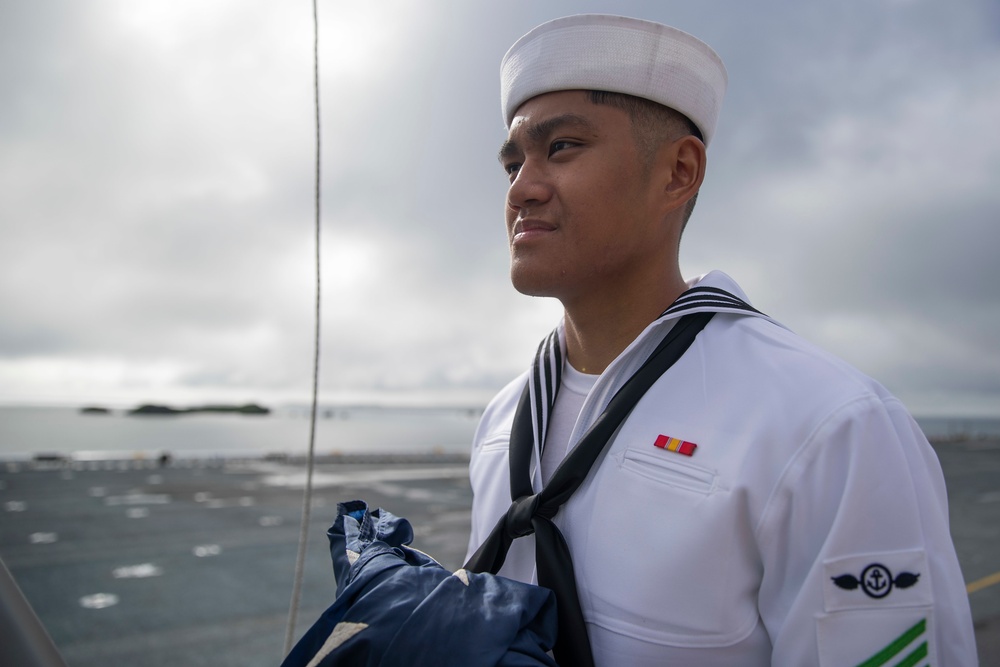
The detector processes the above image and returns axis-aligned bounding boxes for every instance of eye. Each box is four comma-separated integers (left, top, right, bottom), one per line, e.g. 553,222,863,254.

503,161,521,179
548,140,577,156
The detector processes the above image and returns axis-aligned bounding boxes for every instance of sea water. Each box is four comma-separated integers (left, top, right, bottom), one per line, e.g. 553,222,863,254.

914,415,1000,440
1,406,998,461
0,405,481,461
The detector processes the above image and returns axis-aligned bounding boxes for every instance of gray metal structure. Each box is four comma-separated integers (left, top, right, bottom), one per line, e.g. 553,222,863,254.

0,556,68,667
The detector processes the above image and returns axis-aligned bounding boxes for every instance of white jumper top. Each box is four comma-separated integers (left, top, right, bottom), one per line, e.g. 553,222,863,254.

466,271,977,666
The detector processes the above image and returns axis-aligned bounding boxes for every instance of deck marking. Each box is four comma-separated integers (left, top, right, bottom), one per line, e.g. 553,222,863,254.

967,570,1000,594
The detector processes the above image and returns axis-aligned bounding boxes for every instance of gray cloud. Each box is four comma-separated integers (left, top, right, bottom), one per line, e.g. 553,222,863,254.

1,0,998,414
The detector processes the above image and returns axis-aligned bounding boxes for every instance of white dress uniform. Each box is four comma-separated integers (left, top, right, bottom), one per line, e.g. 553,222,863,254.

466,271,977,666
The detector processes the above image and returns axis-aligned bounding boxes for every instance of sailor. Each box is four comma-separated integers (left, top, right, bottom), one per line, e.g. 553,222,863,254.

465,14,978,666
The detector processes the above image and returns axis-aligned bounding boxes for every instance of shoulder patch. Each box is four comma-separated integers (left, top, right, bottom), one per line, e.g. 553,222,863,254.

823,550,932,612
831,563,920,599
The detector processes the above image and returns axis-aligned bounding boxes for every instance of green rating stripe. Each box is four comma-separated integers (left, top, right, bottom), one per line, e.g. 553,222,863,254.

896,641,928,667
856,618,926,667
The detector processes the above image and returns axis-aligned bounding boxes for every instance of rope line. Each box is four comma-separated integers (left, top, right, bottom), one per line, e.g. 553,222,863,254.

283,0,322,655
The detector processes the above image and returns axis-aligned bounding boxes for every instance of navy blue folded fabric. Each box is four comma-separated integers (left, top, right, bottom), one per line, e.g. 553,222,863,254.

280,501,558,667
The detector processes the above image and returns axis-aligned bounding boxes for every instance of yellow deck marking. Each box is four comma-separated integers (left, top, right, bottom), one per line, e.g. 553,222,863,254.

967,570,1000,595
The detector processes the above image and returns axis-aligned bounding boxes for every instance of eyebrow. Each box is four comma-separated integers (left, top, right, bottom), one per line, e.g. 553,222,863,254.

497,113,597,164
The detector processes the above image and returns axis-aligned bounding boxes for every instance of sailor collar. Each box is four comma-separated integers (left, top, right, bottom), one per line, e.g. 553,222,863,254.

525,270,780,488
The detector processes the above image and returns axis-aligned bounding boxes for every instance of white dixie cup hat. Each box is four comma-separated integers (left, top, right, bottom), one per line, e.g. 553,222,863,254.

500,14,728,146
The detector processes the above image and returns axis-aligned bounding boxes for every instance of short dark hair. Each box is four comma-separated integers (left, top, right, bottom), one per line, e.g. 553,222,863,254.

586,90,702,227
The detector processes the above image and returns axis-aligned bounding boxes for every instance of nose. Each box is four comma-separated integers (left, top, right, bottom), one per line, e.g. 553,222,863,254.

506,159,553,213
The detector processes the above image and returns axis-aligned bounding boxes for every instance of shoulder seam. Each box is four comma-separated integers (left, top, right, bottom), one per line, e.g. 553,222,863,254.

753,392,889,541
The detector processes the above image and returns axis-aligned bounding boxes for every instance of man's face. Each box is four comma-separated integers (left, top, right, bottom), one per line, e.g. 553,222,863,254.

499,91,672,306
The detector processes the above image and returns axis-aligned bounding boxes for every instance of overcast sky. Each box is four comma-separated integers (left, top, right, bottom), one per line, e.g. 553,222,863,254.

1,0,998,416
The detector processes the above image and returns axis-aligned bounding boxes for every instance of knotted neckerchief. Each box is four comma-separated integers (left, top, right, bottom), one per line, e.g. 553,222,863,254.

464,286,761,667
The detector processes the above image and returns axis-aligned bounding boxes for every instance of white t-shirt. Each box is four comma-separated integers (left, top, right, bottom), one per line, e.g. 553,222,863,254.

540,361,599,486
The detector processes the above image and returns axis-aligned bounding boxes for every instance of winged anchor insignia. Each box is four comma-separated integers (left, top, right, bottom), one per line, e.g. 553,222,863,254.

832,563,920,599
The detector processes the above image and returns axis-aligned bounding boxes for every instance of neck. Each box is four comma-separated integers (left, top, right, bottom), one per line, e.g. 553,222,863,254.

561,272,688,375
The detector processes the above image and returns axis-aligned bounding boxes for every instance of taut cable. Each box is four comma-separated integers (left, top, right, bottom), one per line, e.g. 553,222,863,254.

283,0,322,656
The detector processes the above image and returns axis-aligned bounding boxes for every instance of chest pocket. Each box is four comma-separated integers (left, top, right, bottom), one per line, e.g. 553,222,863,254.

616,447,719,495
569,438,759,648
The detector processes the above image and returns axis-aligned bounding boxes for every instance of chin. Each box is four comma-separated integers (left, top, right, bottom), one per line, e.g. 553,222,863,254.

509,268,562,298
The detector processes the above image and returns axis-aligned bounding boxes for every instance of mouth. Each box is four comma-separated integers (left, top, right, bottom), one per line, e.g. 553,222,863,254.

511,218,557,244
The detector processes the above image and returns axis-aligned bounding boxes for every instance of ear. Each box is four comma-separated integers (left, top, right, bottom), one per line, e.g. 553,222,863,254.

657,135,706,214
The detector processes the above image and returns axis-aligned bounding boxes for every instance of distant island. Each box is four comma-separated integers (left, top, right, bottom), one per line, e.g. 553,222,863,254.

80,406,112,415
126,403,271,416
